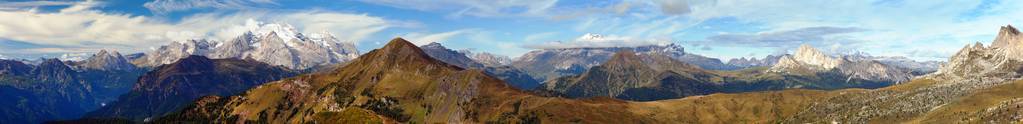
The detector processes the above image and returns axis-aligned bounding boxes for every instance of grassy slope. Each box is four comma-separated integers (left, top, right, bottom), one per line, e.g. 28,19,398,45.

627,89,861,123
915,80,1023,123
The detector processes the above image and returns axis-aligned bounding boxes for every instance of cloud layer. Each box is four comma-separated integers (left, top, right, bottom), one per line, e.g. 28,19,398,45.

0,2,395,55
143,0,278,14
706,27,866,48
523,33,670,49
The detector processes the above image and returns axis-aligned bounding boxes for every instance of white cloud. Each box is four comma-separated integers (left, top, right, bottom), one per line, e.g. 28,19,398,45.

523,33,670,49
143,0,278,14
402,29,476,45
59,0,102,13
358,0,558,18
0,1,77,10
0,2,396,55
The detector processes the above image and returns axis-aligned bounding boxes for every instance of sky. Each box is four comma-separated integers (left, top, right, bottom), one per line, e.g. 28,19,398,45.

1,0,1022,61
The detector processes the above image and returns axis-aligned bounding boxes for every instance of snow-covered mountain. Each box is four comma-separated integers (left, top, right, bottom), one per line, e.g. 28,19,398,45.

512,43,738,82
770,44,913,83
927,25,1023,80
75,50,137,71
133,21,359,70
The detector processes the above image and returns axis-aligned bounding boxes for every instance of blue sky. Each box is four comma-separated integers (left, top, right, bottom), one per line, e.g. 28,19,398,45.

1,0,1022,61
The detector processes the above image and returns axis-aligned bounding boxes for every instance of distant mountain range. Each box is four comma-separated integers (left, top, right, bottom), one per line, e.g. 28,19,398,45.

543,44,918,101
727,55,783,68
420,43,541,90
132,22,359,70
512,43,739,82
546,50,720,101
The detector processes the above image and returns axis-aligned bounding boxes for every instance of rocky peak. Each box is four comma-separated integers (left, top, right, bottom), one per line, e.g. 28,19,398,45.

246,19,299,43
992,25,1022,48
79,50,136,71
32,58,77,82
352,37,454,70
380,37,429,57
790,44,844,69
973,42,986,49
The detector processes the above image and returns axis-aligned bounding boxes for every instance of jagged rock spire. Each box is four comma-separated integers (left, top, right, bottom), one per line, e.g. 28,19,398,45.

992,25,1022,48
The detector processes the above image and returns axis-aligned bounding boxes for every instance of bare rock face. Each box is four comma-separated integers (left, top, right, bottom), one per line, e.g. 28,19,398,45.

133,21,359,70
928,25,1023,80
770,44,845,72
